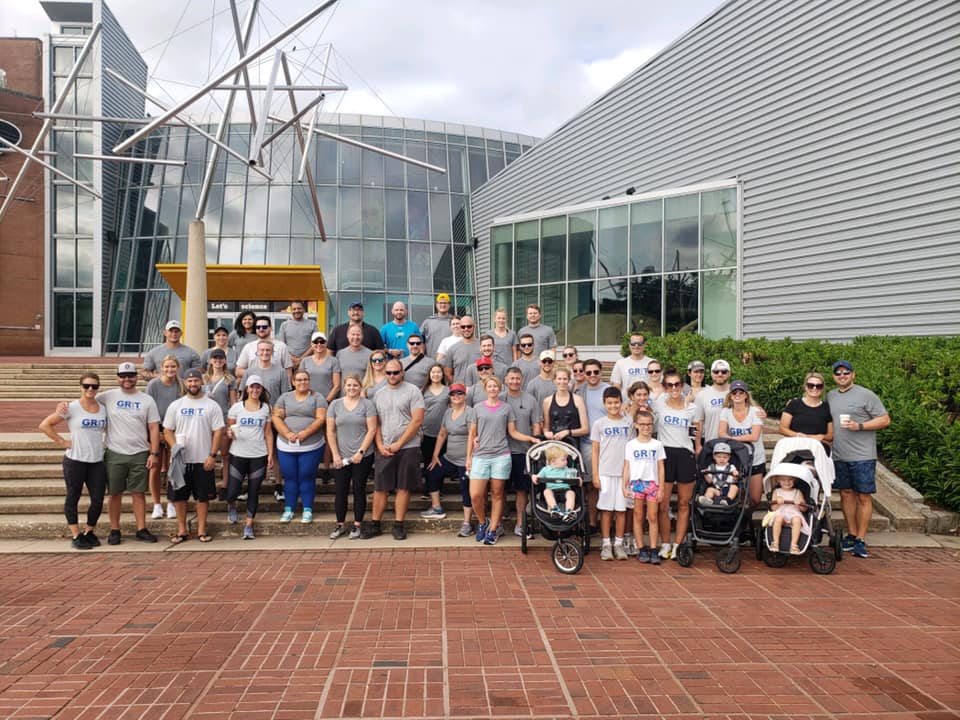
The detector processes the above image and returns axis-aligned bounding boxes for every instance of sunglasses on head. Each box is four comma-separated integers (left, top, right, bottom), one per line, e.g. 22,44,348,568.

806,382,824,389
81,383,100,390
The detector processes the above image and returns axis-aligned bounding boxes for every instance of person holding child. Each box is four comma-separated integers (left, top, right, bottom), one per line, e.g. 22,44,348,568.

698,441,740,506
766,467,810,554
532,445,579,520
622,407,666,565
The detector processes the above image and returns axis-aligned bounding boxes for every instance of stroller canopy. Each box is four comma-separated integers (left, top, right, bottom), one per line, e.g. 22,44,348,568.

763,437,834,503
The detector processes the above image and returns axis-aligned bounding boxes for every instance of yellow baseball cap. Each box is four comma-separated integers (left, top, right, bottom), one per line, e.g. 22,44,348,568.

436,293,451,302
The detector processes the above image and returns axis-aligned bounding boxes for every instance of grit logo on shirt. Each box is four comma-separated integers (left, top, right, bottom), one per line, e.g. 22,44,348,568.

81,418,107,429
628,367,648,376
179,407,206,416
663,415,689,427
728,427,750,437
115,400,142,410
602,426,631,436
710,397,724,407
239,417,265,427
632,448,658,459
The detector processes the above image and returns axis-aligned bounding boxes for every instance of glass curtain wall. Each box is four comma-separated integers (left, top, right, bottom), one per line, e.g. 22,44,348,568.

488,185,738,344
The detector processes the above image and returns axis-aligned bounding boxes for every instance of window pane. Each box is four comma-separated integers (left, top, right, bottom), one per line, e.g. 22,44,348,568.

314,138,338,184
290,237,313,265
541,216,566,283
541,284,566,346
428,144,448,192
568,212,596,281
340,145,361,185
266,236,288,264
515,220,538,285
664,272,699,334
76,238,94,287
630,275,661,337
630,200,661,273
491,225,512,286
432,244,454,294
467,148,487,191
386,242,408,291
447,145,465,194
702,269,737,339
53,131,74,173
76,293,93,347
316,237,337,288
566,281,595,346
451,195,468,244
316,187,337,239
383,140,405,188
385,190,406,239
597,278,628,345
487,149,505,179
407,191,428,241
514,286,539,332
665,195,699,271
362,188,384,238
54,293,75,346
453,245,473,295
55,237,75,287
219,186,243,235
268,185,291,235
430,193,451,242
490,289,511,325
244,185,268,236
598,206,629,277
242,236,265,264
55,186,75,234
340,187,361,237
339,239,362,289
219,236,242,263
408,242,432,290
361,148,384,187
701,188,737,269
405,142,427,190
290,185,314,236
362,240,385,289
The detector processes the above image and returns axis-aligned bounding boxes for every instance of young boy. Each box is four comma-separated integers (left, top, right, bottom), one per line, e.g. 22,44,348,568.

623,407,666,565
699,441,740,506
532,445,578,519
591,386,635,560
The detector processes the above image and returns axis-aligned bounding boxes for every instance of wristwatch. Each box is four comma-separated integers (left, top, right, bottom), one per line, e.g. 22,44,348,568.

150,451,160,457
858,422,864,431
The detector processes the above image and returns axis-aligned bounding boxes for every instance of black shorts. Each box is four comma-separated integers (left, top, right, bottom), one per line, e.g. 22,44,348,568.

506,453,531,493
751,462,766,477
168,463,216,502
374,446,420,492
664,446,697,485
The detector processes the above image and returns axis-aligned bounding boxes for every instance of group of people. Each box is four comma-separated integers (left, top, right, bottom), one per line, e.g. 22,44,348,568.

40,300,890,561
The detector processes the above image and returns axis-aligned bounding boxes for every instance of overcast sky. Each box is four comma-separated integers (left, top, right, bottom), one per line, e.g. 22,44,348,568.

5,0,725,138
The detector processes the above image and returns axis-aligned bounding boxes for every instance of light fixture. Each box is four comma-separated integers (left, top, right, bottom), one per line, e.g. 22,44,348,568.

625,187,635,195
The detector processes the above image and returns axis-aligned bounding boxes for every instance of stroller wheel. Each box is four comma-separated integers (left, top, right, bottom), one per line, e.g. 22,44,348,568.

762,545,789,568
676,542,694,567
716,545,741,574
520,513,529,555
832,529,843,562
552,539,584,574
754,526,764,561
809,546,837,575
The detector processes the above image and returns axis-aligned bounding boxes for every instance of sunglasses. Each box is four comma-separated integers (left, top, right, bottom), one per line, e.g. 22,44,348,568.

519,343,533,348
562,352,575,357
665,381,682,388
584,370,601,376
460,324,474,329
731,389,747,394
408,340,422,346
371,357,386,363
541,358,553,364
806,382,824,389
312,338,326,344
833,370,852,376
478,366,493,371
118,373,137,379
712,370,730,375
636,422,654,428
648,369,662,374
449,390,465,396
384,370,402,376
255,324,270,330
81,383,100,390
629,341,645,347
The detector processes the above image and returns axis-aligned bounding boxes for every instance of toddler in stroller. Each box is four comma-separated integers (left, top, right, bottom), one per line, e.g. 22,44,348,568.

532,445,579,521
697,441,740,506
764,470,810,555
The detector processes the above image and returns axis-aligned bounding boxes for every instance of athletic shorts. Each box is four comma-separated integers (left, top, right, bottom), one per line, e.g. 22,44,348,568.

751,462,766,477
664,446,697,484
506,453,531,493
597,474,632,512
632,480,659,503
374,446,420,492
168,463,216,502
470,453,511,480
833,459,877,494
104,449,149,495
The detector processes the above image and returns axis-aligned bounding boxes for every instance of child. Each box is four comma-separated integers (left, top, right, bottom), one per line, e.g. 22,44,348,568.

622,407,666,565
698,441,740,506
768,472,810,554
532,445,578,519
591,386,635,561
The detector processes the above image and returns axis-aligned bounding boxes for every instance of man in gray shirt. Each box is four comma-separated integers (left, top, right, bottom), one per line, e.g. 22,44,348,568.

463,335,508,386
515,333,541,388
401,333,434,389
516,304,557,358
277,301,316,370
420,292,454,359
576,358,610,529
525,351,558,405
142,320,201,379
335,326,373,388
501,367,543,537
827,360,891,559
362,359,425,541
444,315,481,384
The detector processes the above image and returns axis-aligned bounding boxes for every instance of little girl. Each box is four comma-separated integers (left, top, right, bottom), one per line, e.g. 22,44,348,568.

769,472,810,554
622,408,666,565
532,445,578,519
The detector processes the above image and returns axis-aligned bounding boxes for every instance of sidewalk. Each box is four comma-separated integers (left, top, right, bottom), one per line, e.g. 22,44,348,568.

1,542,958,719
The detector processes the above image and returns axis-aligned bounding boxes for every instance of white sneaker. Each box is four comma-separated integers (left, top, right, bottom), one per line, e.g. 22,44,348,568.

659,542,672,559
151,504,164,519
625,536,638,556
600,544,614,561
166,503,177,519
669,543,679,560
613,544,628,561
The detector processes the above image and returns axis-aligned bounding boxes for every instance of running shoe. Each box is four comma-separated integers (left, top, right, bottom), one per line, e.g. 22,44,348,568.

71,534,92,550
329,524,349,540
301,509,313,524
457,522,474,537
638,547,651,563
151,504,164,519
649,552,662,566
483,527,498,545
841,533,856,552
613,544,628,561
659,542,672,559
107,529,121,545
227,507,239,524
82,530,100,547
274,489,285,502
360,521,382,539
852,539,869,558
166,503,177,519
135,528,158,543
600,544,613,561
280,509,294,523
242,525,255,540
475,523,488,543
420,507,447,519
392,523,407,540
349,525,363,539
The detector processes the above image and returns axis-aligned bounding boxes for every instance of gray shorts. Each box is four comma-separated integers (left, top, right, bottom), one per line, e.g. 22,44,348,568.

374,446,420,492
104,449,149,495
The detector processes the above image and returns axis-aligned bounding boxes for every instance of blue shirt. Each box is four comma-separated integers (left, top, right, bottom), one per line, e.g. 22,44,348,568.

381,320,421,357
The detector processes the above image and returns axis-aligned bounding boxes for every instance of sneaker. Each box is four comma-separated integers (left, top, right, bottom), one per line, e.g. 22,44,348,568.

349,525,362,539
242,525,255,540
457,522,474,537
650,552,662,566
329,524,349,540
697,496,711,506
841,533,856,552
600,544,614,561
483,527,498,545
613,544,628,561
151,503,164,519
166,503,177,519
392,523,407,541
107,529,121,545
659,542,672,559
495,525,505,539
360,521,382,539
274,489,285,502
670,543,679,561
135,528,158,543
624,536,638,556
475,523,488,543
301,509,313,524
71,534,92,550
420,507,447,519
82,530,100,547
719,498,729,506
280,509,294,523
513,524,524,537
638,547,651,564
237,492,248,501
852,539,869,558
227,507,239,524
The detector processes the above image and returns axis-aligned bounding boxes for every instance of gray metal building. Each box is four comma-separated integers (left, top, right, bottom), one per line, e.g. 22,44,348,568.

470,0,960,344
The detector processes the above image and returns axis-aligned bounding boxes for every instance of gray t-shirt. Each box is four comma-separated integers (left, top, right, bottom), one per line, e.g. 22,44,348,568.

203,376,235,417
401,354,434,390
227,402,271,458
827,384,888,461
463,359,509,387
526,375,557,406
420,314,453,359
694,386,728,441
277,317,317,358
62,399,107,463
364,378,387,400
720,406,764,466
515,357,540,388
516,324,557,357
471,400,517,459
327,397,376,458
440,406,474,466
654,395,697,451
228,330,258,354
487,329,518,366
99,388,160,455
247,363,289,405
335,347,373,389
142,343,202,378
422,386,450,436
445,339,482,383
145,377,182,426
374,381,426,449
201,346,238,374
590,415,635,477
236,338,293,370
466,382,489,408
163,395,225,463
301,353,340,399
501,391,542,454
274,391,328,452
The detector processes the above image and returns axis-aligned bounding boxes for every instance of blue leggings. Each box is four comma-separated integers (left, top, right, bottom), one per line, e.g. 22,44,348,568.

278,445,324,512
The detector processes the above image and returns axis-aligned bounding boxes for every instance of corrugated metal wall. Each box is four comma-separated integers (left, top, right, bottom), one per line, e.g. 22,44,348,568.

470,0,960,340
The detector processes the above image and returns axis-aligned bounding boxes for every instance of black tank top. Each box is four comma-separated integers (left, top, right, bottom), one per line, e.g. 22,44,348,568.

549,393,580,445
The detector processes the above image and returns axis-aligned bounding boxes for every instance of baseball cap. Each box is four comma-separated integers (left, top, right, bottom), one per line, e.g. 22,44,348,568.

209,348,226,359
311,331,327,342
184,368,203,381
713,442,732,455
349,301,364,310
117,362,137,375
436,293,451,302
711,359,731,372
165,320,182,331
539,350,554,361
449,383,466,394
832,360,853,372
476,357,493,368
245,374,264,387
687,360,706,372
729,379,749,393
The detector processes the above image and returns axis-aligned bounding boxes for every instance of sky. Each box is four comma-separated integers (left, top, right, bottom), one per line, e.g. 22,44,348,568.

3,0,725,139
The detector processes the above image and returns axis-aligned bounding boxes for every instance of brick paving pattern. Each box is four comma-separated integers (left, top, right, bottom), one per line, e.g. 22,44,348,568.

0,546,958,719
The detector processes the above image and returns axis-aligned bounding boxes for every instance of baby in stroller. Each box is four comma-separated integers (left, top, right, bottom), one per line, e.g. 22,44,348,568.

765,471,810,554
532,445,579,520
698,442,740,506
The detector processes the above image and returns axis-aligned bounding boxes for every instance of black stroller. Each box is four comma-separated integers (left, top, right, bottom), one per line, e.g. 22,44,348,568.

520,440,591,574
676,438,753,573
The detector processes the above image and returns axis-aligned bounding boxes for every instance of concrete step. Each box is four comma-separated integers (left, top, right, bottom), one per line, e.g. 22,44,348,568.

0,449,64,464
0,434,62,451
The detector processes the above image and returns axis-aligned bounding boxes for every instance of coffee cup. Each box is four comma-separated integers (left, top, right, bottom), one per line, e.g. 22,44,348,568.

839,414,850,425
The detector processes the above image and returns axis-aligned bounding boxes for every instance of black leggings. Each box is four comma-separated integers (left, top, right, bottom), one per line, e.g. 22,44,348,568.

228,455,268,518
63,457,105,527
332,453,373,524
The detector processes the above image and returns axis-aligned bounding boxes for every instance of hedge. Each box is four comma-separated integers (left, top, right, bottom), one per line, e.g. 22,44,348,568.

618,333,960,512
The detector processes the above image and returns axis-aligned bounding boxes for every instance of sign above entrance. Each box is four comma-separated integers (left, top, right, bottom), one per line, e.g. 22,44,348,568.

208,301,237,312
238,301,271,312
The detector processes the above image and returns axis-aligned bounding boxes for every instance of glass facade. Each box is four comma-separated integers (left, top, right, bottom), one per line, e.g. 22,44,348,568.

106,119,534,353
487,185,739,344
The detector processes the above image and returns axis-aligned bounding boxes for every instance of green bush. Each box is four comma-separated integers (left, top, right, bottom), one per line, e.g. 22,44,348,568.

620,333,960,512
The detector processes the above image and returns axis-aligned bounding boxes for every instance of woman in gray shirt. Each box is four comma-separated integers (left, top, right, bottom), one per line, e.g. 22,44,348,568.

326,374,377,539
427,384,475,537
146,355,185,520
419,365,450,519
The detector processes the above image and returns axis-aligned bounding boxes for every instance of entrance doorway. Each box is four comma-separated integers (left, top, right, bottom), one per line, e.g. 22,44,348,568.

207,301,320,344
